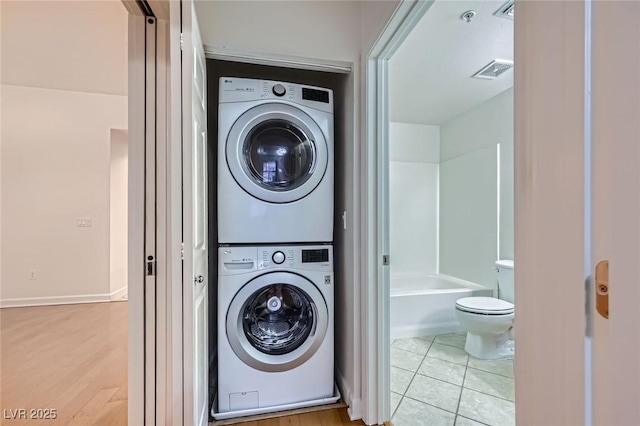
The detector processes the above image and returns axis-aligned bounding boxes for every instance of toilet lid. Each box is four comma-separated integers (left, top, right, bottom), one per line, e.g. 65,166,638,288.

456,297,514,315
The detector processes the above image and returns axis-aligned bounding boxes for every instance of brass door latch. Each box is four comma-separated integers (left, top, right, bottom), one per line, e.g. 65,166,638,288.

595,260,609,319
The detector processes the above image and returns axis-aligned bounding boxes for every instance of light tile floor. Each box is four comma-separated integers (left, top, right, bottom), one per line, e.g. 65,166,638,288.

391,333,515,426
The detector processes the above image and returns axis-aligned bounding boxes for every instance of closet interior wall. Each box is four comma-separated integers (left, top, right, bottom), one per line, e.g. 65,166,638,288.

205,59,349,415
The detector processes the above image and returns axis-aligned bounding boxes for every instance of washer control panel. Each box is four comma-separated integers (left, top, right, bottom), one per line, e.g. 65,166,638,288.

219,245,332,274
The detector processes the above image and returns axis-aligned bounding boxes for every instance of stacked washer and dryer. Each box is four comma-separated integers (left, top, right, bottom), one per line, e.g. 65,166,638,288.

214,77,339,420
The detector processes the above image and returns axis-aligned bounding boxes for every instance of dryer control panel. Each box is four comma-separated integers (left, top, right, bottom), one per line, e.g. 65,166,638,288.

219,77,333,114
219,245,333,275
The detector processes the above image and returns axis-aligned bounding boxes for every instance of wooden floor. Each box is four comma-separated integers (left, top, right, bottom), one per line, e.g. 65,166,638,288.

227,408,362,426
1,302,128,425
0,302,362,425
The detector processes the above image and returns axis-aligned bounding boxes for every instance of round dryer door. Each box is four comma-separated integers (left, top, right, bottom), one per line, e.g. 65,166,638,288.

226,103,329,203
226,271,328,372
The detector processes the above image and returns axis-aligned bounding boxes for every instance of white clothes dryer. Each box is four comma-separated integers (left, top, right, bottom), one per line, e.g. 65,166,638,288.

213,245,337,420
217,77,334,244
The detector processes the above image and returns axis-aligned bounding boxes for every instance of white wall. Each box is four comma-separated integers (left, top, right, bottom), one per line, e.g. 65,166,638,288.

389,123,439,279
439,88,513,290
0,1,128,306
110,129,128,299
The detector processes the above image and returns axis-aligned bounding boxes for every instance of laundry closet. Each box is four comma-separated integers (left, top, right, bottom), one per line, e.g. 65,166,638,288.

205,60,352,420
168,2,399,424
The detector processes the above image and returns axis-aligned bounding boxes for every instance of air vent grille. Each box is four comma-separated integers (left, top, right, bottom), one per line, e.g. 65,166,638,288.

494,0,514,19
472,60,514,80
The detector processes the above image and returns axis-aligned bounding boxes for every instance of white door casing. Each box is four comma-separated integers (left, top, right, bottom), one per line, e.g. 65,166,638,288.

181,1,209,425
591,1,640,424
362,1,435,424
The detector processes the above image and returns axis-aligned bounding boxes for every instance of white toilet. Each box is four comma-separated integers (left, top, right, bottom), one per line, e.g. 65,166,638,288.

455,260,514,359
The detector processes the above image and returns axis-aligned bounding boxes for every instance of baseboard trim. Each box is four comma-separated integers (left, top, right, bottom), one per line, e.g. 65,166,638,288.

336,366,361,421
110,286,128,301
0,292,121,308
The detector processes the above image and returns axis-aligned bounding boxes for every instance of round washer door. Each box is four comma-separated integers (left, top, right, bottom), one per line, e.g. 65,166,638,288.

226,271,328,372
226,103,329,203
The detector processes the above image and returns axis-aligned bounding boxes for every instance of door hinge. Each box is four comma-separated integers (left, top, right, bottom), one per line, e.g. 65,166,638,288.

146,256,156,276
382,255,390,266
181,242,184,260
180,33,183,51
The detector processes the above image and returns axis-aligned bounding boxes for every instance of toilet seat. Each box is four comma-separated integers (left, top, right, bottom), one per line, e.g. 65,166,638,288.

456,297,514,315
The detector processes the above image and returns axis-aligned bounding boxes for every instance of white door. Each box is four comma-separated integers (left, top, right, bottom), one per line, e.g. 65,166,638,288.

591,1,640,424
181,1,209,425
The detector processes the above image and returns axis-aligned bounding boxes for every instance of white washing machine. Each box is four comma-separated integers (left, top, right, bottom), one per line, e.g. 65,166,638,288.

218,77,334,244
214,245,337,420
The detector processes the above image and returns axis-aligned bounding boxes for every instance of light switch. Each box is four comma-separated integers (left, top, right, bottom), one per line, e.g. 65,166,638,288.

77,217,93,227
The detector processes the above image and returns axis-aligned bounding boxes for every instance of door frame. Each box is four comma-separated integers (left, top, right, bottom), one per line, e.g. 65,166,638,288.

362,1,589,424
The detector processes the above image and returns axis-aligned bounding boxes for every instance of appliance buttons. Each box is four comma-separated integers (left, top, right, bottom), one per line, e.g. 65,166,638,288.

272,84,286,97
272,251,286,264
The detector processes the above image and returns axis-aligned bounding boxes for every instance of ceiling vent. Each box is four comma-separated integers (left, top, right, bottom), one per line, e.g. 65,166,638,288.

494,0,514,19
472,59,514,80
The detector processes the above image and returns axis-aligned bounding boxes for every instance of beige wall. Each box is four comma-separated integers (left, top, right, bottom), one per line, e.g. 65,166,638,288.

1,1,127,95
110,129,128,298
0,1,128,306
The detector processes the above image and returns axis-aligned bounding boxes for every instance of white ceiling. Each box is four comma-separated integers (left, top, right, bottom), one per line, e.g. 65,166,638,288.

389,0,514,125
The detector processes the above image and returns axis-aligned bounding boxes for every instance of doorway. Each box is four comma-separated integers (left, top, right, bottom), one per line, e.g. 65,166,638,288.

387,2,514,424
110,129,129,301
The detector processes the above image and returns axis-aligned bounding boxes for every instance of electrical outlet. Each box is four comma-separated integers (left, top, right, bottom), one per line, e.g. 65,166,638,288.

28,269,36,280
77,217,92,227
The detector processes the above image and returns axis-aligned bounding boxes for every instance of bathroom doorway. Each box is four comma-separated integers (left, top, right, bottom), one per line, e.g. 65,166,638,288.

385,1,515,424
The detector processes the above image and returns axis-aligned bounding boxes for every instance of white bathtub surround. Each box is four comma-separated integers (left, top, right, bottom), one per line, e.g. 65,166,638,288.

389,122,440,280
390,333,515,426
439,88,514,289
389,162,439,277
390,274,491,340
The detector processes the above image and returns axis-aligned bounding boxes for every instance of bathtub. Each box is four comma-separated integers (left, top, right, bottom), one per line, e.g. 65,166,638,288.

390,274,493,339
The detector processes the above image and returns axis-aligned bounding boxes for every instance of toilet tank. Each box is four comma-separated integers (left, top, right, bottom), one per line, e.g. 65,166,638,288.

496,260,514,303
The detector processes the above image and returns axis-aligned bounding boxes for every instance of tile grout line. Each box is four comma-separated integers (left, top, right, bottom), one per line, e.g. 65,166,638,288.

466,364,515,379
391,337,435,421
462,387,516,404
453,350,471,424
393,335,515,425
